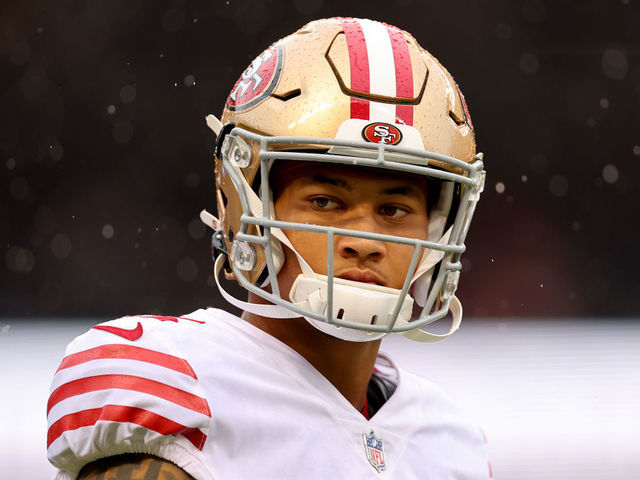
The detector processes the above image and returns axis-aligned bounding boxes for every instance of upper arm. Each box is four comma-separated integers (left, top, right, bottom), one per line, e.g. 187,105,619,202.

77,454,196,480
48,317,214,480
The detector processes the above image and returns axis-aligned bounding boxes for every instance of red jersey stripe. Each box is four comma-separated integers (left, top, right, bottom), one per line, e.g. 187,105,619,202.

386,25,414,125
55,344,197,379
47,374,211,416
136,315,205,324
47,405,207,450
341,18,370,120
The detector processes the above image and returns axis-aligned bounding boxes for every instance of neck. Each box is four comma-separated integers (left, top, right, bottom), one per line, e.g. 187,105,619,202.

242,291,381,413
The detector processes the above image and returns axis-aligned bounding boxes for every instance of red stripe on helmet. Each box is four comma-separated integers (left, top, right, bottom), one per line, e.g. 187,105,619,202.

456,83,474,131
386,25,414,125
341,18,370,120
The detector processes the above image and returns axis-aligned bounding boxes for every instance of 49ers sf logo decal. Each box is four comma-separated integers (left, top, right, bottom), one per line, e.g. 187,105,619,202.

361,122,403,145
226,44,283,111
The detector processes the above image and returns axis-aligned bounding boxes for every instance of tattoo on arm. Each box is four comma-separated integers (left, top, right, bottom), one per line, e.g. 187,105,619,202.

77,454,196,480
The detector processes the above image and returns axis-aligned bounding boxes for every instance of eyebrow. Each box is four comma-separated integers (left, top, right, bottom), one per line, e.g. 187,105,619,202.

305,174,424,199
379,185,424,200
306,174,352,190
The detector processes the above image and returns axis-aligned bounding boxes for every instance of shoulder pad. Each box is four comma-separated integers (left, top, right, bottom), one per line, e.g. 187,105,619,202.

47,315,212,478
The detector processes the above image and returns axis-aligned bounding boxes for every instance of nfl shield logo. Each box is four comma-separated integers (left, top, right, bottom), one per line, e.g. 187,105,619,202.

363,430,386,472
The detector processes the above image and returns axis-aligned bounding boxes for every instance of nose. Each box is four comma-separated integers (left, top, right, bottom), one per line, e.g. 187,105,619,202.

335,213,387,262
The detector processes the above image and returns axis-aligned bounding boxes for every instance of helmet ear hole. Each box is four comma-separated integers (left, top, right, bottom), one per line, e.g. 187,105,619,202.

217,188,228,208
215,122,236,160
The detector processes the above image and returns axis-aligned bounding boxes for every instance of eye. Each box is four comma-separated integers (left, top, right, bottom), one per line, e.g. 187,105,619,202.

379,205,409,219
310,196,341,210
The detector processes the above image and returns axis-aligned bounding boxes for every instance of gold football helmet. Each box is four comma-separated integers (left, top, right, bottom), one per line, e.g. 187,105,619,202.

201,17,485,342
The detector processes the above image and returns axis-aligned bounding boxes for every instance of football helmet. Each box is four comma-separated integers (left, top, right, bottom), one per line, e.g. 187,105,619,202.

201,17,485,342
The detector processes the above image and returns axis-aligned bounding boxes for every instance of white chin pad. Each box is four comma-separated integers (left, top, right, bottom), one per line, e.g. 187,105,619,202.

289,274,414,342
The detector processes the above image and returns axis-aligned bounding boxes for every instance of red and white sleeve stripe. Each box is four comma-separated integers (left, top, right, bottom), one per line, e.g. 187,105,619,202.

47,342,212,472
341,18,415,126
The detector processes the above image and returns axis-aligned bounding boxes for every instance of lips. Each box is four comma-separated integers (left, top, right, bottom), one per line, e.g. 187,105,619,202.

336,269,386,286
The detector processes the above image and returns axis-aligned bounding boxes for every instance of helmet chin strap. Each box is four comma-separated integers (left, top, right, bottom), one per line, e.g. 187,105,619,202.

212,252,462,343
204,165,462,343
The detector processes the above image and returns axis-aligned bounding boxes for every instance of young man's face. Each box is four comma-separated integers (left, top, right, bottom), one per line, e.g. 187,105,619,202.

273,164,430,294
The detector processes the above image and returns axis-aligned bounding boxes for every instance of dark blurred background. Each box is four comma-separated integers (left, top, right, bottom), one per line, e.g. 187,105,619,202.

1,0,639,319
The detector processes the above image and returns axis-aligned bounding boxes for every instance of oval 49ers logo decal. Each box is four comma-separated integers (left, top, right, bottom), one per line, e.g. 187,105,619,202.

226,44,283,111
361,122,403,145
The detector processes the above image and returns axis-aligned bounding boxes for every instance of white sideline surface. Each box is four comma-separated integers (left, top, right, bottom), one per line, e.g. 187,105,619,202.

1,318,638,479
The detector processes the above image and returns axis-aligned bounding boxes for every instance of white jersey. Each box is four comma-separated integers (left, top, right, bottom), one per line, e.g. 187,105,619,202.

47,309,491,479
